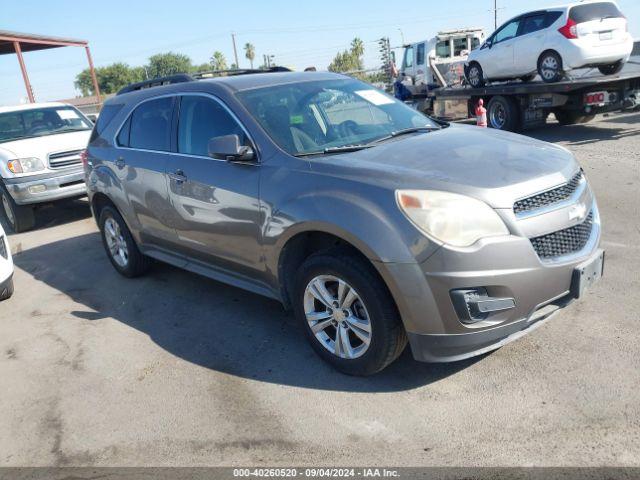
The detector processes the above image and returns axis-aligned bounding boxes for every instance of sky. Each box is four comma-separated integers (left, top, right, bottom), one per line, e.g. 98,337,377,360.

1,0,639,105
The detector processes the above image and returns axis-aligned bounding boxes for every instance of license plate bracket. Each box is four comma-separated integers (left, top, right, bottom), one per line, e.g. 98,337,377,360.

571,250,605,299
599,32,613,41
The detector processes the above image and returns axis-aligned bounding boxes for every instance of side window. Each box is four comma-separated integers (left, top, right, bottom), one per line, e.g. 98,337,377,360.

544,11,563,27
435,40,450,58
178,96,246,156
471,37,481,50
117,116,131,147
90,103,123,143
403,46,414,68
129,97,174,151
494,19,520,44
519,14,547,36
416,43,425,65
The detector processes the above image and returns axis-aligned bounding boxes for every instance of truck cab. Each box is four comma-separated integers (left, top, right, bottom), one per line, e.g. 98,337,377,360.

400,28,485,92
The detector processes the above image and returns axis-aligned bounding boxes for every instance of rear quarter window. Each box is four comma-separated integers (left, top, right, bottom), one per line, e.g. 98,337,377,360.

89,104,123,143
569,2,623,23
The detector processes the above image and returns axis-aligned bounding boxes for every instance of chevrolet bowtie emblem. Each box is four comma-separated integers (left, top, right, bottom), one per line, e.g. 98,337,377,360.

568,203,588,222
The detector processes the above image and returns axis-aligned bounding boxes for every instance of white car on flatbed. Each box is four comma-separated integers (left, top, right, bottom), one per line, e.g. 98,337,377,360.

0,102,93,232
465,1,634,87
0,222,13,300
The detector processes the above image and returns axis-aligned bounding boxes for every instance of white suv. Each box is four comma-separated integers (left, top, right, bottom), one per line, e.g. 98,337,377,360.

465,1,633,87
0,222,13,301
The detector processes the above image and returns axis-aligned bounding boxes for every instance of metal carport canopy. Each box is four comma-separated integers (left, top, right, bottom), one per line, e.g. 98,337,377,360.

0,30,100,104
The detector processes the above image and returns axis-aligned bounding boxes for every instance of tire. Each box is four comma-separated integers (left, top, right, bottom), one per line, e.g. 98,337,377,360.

466,62,485,88
98,205,150,278
520,74,536,83
0,182,35,233
0,277,13,301
537,51,563,83
554,110,594,125
598,61,624,76
293,249,407,376
487,95,521,132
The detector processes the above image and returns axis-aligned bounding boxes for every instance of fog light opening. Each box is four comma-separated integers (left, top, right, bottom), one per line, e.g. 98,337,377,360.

28,184,46,194
451,288,516,324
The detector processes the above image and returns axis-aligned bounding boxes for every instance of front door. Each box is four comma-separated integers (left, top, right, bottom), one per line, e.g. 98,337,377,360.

165,94,262,277
485,18,520,78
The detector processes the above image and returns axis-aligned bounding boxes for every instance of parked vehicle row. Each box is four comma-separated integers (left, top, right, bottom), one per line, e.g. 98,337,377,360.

83,70,604,375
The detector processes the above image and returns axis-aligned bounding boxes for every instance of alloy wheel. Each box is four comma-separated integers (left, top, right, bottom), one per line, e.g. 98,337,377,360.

469,66,481,86
303,275,372,359
104,216,129,268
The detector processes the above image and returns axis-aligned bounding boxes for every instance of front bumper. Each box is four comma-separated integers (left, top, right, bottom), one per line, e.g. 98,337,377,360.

3,170,86,205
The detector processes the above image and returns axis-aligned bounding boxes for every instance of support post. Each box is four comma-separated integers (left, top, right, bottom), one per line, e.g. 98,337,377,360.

231,33,239,68
85,46,101,106
13,41,35,103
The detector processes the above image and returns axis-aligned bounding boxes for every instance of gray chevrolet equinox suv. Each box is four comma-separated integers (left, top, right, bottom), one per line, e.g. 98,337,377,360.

85,71,604,375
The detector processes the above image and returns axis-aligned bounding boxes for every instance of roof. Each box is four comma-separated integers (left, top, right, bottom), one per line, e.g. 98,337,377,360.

0,102,71,114
199,71,347,92
0,30,87,55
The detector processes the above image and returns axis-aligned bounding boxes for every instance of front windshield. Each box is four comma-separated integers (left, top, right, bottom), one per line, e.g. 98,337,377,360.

0,106,92,144
236,79,439,156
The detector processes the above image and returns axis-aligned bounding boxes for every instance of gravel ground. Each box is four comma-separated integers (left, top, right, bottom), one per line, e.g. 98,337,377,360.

0,113,639,467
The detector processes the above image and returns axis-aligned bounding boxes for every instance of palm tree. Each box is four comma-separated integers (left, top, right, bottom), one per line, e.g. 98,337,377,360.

244,43,256,69
351,38,364,57
210,51,228,71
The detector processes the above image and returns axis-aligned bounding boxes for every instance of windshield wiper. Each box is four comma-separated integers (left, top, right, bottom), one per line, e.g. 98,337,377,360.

294,144,373,157
369,126,440,145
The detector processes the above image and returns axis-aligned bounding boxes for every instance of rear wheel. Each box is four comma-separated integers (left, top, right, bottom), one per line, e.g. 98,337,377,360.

538,51,563,83
98,206,151,278
466,62,485,88
598,61,624,75
487,95,521,132
0,182,35,233
554,110,595,125
293,249,407,376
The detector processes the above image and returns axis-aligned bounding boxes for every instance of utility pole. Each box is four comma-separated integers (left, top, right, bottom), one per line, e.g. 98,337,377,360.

494,0,498,29
231,33,239,68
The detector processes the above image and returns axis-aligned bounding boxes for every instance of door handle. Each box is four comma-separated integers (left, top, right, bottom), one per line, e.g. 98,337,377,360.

115,156,125,169
169,170,187,183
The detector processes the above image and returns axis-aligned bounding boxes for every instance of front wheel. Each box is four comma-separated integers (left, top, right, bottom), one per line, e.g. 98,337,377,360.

293,249,407,376
466,62,485,88
99,205,150,278
598,61,624,76
538,51,563,83
1,183,35,233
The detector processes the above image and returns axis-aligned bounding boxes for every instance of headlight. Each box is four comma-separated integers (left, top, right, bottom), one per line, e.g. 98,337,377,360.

7,157,45,174
396,190,509,247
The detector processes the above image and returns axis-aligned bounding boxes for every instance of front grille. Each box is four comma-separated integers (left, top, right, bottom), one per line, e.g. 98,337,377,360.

48,149,83,169
530,211,594,259
0,236,7,260
514,171,583,215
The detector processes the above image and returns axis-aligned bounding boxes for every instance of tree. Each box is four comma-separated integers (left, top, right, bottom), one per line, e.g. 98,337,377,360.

145,52,192,79
244,43,256,69
74,62,144,96
210,51,228,71
328,37,365,74
191,63,212,74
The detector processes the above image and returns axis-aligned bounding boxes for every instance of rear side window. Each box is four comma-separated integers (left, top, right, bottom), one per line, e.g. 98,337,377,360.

544,11,563,27
177,96,246,156
520,14,547,35
416,43,425,65
89,103,123,143
569,2,623,23
129,97,174,151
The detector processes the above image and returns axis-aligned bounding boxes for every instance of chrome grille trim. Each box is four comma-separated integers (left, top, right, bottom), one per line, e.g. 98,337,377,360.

514,171,584,217
48,149,84,169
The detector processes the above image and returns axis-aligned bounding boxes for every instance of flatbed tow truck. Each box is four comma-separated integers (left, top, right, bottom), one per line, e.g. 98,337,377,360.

402,42,640,131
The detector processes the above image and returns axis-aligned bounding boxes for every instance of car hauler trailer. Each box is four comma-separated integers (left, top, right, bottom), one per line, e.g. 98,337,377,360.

408,47,640,131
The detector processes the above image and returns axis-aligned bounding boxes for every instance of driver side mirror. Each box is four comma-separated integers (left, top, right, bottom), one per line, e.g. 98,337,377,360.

208,134,255,163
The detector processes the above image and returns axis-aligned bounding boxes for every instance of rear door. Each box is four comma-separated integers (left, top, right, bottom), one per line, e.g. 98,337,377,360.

165,94,262,276
114,96,178,249
513,12,552,75
485,18,520,77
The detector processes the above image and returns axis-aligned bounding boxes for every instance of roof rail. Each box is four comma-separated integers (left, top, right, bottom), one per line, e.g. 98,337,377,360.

191,65,292,79
116,74,194,95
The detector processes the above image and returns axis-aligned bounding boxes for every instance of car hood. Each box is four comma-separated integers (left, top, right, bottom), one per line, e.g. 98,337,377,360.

309,124,579,209
0,130,91,160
